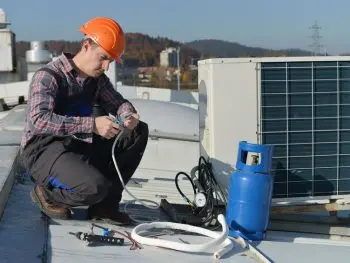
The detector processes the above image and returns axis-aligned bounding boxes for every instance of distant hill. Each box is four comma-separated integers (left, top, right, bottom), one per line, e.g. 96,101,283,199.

16,34,314,68
15,33,200,68
120,33,200,67
184,39,312,58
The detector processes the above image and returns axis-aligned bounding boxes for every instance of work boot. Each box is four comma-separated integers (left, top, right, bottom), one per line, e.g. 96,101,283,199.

30,185,71,220
87,202,133,225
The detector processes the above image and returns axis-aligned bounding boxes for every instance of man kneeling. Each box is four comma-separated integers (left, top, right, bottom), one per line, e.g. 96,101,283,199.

20,17,148,225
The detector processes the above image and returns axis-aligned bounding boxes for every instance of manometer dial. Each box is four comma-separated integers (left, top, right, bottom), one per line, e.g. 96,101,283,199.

194,192,207,208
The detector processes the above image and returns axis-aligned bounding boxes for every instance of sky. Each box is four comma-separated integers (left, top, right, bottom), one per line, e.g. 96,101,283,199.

1,0,350,55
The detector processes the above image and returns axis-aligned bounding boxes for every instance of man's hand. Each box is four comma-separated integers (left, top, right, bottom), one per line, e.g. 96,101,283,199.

93,116,120,139
123,113,140,130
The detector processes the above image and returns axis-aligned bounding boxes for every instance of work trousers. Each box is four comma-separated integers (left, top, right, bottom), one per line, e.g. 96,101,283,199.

21,121,148,208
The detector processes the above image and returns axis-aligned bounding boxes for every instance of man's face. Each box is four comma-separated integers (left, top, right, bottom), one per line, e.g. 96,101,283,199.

83,41,114,78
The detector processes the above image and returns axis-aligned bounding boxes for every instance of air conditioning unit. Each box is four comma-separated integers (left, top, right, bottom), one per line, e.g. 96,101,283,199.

198,56,350,200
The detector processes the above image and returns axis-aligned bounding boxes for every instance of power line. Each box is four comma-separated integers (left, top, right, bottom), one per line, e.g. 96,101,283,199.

309,21,323,56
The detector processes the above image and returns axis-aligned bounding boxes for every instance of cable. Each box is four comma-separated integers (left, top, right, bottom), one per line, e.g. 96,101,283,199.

198,156,227,205
111,130,160,223
112,123,233,258
174,171,196,208
111,128,227,227
173,156,227,229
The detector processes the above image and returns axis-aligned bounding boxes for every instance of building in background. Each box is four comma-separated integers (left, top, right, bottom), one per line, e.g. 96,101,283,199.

160,47,178,67
0,8,17,83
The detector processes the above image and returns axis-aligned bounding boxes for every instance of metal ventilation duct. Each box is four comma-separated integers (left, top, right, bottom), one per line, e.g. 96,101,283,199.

25,41,52,64
0,8,9,29
0,8,7,24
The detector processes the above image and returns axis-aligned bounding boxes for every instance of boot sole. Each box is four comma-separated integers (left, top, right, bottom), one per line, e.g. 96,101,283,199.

30,188,71,220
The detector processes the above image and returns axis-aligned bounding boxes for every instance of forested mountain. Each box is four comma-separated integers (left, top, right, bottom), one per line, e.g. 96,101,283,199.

184,39,312,58
15,33,313,67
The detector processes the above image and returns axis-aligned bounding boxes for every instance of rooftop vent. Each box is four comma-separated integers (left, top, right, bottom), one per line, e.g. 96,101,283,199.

0,8,10,29
25,41,52,64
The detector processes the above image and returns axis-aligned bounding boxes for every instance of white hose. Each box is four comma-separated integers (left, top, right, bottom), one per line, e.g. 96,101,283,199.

131,214,233,259
112,128,233,259
112,131,160,223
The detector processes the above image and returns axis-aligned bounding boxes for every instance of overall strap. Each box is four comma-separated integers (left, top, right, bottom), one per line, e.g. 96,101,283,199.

35,67,67,102
35,67,98,116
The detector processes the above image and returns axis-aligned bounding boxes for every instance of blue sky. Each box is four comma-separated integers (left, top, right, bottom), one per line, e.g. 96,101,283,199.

1,0,349,55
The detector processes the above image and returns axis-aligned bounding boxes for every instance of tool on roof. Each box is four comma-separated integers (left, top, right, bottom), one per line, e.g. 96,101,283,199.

68,231,124,246
91,223,143,250
68,222,143,250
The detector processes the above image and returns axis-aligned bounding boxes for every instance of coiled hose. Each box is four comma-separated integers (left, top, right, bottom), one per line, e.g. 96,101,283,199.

130,214,233,259
112,128,233,259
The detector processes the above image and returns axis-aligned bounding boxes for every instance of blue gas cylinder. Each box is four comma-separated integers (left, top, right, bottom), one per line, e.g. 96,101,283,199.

226,141,274,241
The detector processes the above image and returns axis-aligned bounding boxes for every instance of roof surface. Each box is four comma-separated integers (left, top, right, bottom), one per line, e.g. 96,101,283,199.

0,104,350,263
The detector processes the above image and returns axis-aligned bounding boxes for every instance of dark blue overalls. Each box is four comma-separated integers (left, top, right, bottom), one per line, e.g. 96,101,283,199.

21,67,149,208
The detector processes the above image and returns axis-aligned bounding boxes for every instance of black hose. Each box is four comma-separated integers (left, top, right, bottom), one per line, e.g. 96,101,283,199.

198,156,227,205
174,171,196,206
174,156,226,229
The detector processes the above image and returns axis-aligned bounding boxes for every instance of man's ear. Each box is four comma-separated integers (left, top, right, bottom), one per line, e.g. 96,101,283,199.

81,39,90,53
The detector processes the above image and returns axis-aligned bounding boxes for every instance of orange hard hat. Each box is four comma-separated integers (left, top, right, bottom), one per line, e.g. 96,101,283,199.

79,17,125,63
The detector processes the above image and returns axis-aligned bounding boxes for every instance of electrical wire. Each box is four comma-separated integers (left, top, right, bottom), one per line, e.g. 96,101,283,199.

174,171,196,208
197,156,227,205
111,123,226,227
174,156,227,229
111,130,160,223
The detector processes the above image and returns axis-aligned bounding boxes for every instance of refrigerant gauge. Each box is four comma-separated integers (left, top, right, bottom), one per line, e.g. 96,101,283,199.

194,192,207,208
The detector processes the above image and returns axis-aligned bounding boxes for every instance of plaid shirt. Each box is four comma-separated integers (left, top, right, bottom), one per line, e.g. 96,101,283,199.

20,53,135,150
